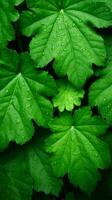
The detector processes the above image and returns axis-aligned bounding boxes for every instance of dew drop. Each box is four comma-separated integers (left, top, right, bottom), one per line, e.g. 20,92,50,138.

79,19,82,23
105,8,109,12
61,43,64,47
22,81,25,86
53,161,57,165
46,112,49,115
17,119,20,124
51,45,55,50
27,97,31,101
21,135,25,140
26,104,30,109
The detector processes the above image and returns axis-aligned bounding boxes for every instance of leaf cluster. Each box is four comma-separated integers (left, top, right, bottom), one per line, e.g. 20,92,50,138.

0,0,112,199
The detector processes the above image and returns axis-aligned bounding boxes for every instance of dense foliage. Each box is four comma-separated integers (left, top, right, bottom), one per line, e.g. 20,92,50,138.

0,0,112,199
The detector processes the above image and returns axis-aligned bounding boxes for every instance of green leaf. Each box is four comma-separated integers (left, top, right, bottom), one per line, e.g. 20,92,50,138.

89,71,112,123
26,133,63,196
0,148,33,200
0,0,23,47
95,0,112,10
45,107,110,193
105,35,112,68
0,133,62,199
0,48,56,150
20,0,112,88
15,0,24,5
89,35,112,123
53,79,84,112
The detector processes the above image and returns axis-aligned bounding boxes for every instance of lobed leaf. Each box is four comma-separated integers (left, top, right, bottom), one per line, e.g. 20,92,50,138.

45,107,110,192
20,0,112,88
53,79,84,112
0,48,56,150
0,0,24,47
89,35,112,123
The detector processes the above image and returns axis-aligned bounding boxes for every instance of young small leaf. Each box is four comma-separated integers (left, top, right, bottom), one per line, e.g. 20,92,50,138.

53,79,84,112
